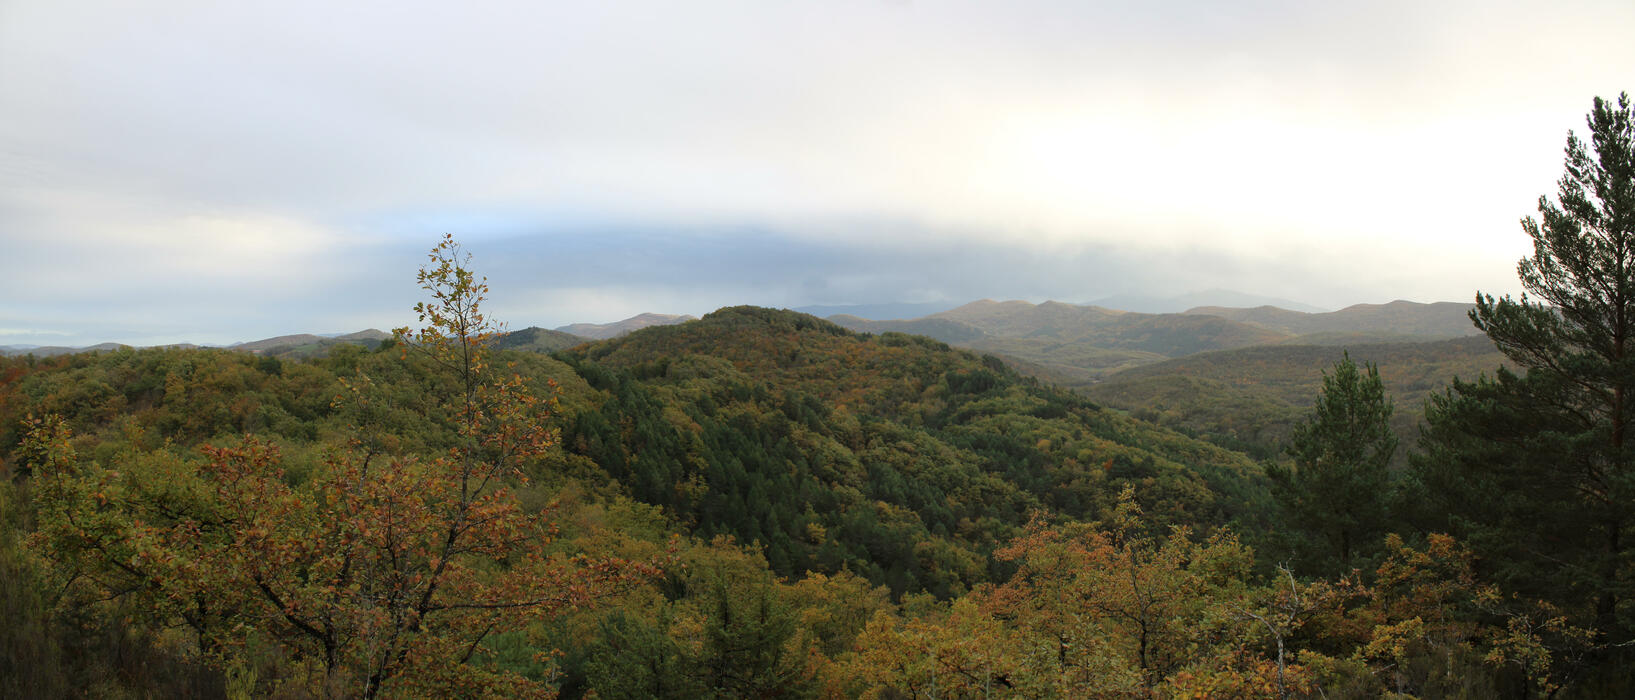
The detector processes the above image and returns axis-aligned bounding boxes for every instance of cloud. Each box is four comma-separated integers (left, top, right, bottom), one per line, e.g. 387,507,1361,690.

0,328,71,337
462,219,1521,327
0,0,1624,345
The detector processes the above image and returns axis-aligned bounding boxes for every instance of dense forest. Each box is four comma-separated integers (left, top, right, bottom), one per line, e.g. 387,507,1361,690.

1,96,1633,698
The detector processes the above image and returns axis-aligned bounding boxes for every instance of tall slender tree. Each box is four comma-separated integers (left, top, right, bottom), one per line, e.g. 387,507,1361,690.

1267,352,1396,574
1415,93,1635,637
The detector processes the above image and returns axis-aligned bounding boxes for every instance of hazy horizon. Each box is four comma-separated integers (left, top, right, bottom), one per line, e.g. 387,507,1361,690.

2,289,1484,350
6,1,1634,346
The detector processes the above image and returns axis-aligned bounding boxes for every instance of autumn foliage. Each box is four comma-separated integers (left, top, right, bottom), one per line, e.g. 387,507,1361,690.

3,229,1632,697
19,235,658,697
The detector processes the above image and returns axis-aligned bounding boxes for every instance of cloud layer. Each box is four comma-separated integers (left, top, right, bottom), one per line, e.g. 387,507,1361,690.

4,1,1633,345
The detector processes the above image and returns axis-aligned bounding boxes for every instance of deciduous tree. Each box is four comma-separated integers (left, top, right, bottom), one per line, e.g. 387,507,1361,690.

27,235,657,697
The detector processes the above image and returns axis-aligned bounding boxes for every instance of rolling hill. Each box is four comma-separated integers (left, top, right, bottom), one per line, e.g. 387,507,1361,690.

1185,300,1480,339
493,326,589,352
1088,288,1327,314
555,312,695,339
233,329,392,358
557,306,1273,591
827,298,1488,389
0,305,1273,599
0,342,141,358
822,314,987,344
1083,334,1509,461
792,301,962,320
828,299,1293,386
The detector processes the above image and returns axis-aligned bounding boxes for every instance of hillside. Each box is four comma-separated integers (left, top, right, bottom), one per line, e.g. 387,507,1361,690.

0,307,1270,599
555,312,694,339
557,306,1271,591
930,299,1124,336
829,299,1293,386
4,302,1615,697
0,306,1555,697
1084,334,1508,460
1,327,577,361
1089,288,1327,313
0,330,394,359
1185,300,1480,339
494,326,589,352
792,301,961,320
233,329,392,358
0,342,137,357
823,314,987,343
825,298,1488,390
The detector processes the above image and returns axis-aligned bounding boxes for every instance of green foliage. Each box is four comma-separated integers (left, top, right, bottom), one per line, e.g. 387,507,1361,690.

495,326,590,353
585,610,693,698
555,305,1271,596
1415,93,1635,644
7,236,658,698
1087,335,1507,464
0,460,227,698
573,536,829,699
1267,353,1397,574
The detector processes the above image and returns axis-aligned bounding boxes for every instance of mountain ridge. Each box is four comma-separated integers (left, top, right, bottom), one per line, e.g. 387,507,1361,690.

792,301,961,320
555,312,695,339
1089,288,1328,314
826,297,1482,388
1184,300,1481,338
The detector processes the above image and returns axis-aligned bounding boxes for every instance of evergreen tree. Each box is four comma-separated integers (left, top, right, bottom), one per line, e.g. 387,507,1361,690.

1267,352,1396,573
1415,93,1635,636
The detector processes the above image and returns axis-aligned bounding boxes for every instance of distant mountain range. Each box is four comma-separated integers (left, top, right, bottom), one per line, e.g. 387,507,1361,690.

794,291,1322,321
0,312,688,358
1,298,1476,368
826,298,1481,387
791,301,963,320
1086,289,1328,314
1083,334,1506,462
4,296,1504,469
494,327,589,353
230,329,393,357
1183,301,1482,339
555,313,695,340
0,342,209,358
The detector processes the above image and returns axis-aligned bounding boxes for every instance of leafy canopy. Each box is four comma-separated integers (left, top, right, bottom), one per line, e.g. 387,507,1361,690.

24,234,658,697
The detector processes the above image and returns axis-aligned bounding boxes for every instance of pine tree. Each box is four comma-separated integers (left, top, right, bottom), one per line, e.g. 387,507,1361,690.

1415,93,1635,636
1267,352,1396,574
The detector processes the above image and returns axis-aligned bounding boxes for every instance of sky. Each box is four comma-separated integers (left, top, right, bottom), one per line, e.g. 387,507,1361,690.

3,0,1633,346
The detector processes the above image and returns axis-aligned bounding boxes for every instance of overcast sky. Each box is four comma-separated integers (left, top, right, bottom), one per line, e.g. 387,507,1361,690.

4,1,1633,346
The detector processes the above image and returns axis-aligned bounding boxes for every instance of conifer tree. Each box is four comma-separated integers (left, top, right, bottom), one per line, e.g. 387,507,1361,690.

1267,352,1396,573
1415,93,1635,637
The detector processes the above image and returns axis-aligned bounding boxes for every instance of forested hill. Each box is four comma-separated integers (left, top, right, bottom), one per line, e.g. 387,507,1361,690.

0,304,1615,696
1085,334,1508,460
827,298,1479,388
554,306,1271,593
493,325,591,352
0,306,1269,599
556,312,695,339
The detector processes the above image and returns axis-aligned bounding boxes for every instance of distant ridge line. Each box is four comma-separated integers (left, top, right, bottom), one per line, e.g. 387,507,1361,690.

554,312,695,340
